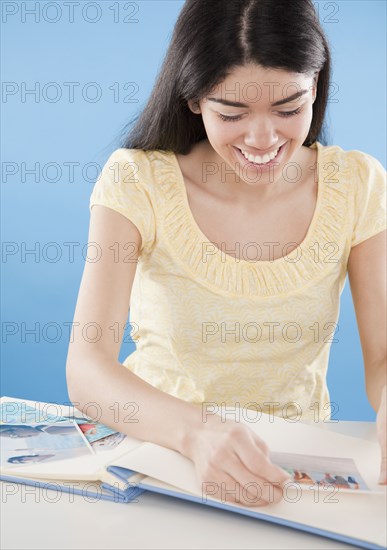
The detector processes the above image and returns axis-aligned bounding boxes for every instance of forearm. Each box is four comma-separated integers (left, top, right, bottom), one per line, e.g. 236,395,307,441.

365,358,387,413
66,350,202,456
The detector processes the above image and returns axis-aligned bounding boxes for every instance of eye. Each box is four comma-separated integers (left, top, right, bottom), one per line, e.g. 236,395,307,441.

217,107,303,122
218,114,243,122
278,107,303,117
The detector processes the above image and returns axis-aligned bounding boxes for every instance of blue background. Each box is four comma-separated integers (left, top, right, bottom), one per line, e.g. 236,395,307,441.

1,1,386,420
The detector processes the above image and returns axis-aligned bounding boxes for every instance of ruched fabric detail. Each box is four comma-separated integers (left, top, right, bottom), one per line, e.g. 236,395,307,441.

148,142,352,297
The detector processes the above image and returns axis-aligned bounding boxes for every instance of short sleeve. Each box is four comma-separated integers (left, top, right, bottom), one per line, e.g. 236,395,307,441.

350,150,387,247
89,148,156,255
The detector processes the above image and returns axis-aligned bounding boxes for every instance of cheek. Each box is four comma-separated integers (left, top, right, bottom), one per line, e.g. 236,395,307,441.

301,106,314,126
286,111,312,135
203,117,238,143
217,124,240,143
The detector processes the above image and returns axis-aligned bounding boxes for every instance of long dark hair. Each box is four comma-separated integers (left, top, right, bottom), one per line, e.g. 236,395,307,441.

119,0,332,154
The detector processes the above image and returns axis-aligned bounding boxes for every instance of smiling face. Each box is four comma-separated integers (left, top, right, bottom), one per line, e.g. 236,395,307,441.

189,63,318,193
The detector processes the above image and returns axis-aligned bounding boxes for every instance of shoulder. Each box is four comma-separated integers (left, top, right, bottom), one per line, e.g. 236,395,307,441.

102,147,176,188
316,141,386,182
105,147,174,168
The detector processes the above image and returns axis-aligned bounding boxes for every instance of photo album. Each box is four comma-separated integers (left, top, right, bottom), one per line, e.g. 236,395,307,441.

0,396,385,550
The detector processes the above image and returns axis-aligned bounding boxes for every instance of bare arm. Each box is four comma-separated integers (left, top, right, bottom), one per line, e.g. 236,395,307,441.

347,229,387,483
66,204,201,454
347,229,387,411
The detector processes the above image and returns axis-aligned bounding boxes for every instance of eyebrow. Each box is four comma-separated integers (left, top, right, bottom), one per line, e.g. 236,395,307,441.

207,89,309,108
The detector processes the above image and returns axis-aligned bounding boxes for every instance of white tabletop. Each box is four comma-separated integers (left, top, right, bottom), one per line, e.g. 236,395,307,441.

0,421,378,550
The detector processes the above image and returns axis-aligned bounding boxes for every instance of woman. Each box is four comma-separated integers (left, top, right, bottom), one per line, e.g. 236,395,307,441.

66,0,386,508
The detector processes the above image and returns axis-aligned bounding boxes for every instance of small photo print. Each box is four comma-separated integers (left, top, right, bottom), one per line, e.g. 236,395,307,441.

0,401,119,445
270,451,370,491
0,401,64,424
91,432,127,451
57,415,119,445
0,421,94,468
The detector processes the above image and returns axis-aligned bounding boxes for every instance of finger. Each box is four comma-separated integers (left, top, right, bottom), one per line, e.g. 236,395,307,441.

220,449,284,504
251,432,271,457
202,469,277,508
378,456,387,484
236,432,291,485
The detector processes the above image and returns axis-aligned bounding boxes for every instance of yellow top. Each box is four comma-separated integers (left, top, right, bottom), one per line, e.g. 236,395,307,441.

89,141,386,421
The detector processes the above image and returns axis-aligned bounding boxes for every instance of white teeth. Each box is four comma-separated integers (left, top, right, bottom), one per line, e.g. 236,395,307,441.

240,146,281,164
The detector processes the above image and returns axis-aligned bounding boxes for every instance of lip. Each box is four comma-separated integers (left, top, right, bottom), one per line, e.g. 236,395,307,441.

240,144,284,156
234,142,287,170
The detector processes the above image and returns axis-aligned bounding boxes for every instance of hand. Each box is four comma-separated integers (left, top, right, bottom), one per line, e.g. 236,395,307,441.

376,385,387,484
184,414,292,508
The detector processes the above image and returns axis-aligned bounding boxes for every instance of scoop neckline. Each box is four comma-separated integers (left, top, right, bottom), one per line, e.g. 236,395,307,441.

171,141,323,266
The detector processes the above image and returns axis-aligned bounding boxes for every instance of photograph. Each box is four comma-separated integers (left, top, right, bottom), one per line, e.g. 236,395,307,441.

0,400,122,444
0,400,64,424
270,451,369,491
55,414,120,444
0,421,94,469
90,431,127,451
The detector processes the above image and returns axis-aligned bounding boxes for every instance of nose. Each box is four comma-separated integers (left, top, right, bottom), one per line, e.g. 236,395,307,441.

244,118,279,152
